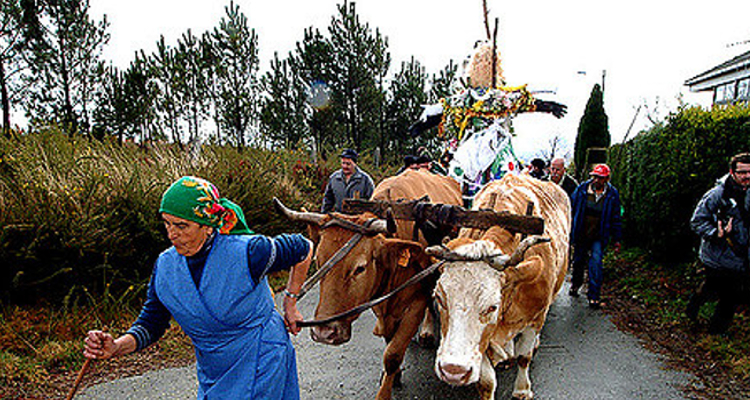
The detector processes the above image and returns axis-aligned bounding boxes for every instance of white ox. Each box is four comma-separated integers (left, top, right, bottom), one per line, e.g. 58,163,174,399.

428,173,571,399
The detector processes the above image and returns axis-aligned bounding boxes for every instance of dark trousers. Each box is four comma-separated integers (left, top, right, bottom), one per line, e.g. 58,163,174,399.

686,266,747,334
571,240,605,300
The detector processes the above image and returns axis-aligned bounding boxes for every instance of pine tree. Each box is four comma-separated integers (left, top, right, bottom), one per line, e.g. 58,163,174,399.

149,37,182,144
326,0,390,153
174,30,208,144
0,0,39,137
574,83,610,178
208,1,259,148
288,27,335,156
429,59,458,103
259,53,308,149
385,57,428,162
27,0,109,136
94,57,158,143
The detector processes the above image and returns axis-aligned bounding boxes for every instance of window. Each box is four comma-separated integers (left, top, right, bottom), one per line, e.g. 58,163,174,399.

716,85,726,103
723,83,736,102
738,79,750,101
716,83,737,104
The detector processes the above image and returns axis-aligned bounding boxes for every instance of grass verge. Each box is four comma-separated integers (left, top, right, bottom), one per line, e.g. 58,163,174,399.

604,247,750,399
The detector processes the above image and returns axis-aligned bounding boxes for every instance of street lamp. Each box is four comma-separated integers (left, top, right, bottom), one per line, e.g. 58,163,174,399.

577,70,606,93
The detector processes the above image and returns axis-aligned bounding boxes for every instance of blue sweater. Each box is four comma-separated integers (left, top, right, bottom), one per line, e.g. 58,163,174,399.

126,233,310,350
570,179,623,247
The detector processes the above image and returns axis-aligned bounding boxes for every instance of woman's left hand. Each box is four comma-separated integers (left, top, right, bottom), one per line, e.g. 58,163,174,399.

283,296,303,335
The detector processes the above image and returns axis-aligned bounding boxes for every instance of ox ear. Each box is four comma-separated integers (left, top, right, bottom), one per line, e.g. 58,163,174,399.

301,207,321,244
503,257,545,287
378,238,425,269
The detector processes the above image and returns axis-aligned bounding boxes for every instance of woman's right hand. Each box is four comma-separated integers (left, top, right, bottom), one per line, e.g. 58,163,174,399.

83,330,118,360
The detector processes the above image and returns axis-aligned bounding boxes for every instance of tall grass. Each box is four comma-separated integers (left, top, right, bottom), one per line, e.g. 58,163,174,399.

0,129,328,305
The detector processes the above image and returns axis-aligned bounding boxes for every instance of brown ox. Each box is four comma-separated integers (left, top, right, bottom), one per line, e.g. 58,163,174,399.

278,169,462,400
427,173,570,400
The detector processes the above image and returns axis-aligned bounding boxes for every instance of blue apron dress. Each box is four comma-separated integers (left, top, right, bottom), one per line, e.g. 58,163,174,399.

154,234,300,400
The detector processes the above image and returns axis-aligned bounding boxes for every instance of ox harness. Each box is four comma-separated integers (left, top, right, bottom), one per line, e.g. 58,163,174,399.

295,215,445,328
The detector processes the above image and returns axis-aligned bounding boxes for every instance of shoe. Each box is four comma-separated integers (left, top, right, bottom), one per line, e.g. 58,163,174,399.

569,286,580,297
588,299,602,309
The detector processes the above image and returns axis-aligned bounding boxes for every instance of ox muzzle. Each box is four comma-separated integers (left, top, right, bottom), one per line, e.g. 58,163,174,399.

310,320,353,345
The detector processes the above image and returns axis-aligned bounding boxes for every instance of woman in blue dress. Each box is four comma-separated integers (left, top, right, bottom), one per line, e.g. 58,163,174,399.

83,176,312,399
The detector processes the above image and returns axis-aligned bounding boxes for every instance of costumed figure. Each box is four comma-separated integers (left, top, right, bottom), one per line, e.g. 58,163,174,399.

410,37,566,206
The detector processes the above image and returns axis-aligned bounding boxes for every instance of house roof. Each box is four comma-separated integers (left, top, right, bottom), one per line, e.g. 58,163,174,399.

685,50,750,91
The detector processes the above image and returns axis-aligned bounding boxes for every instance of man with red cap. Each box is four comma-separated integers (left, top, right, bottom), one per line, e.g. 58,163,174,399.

569,163,622,308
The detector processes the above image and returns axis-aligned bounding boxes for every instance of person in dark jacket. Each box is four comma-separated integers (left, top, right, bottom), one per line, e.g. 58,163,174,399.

686,152,750,334
545,157,578,198
321,149,375,213
528,158,548,180
83,176,313,399
569,163,622,308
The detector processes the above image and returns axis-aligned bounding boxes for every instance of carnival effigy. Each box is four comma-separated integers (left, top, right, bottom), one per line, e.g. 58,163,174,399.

410,32,566,205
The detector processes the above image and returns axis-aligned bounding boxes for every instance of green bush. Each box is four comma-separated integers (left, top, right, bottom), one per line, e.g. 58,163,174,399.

609,103,750,261
0,130,330,305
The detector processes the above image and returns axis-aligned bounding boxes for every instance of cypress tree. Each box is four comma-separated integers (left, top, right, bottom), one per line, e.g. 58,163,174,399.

574,83,610,179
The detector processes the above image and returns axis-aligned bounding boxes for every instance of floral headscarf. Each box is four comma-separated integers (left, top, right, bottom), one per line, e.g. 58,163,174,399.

159,176,253,235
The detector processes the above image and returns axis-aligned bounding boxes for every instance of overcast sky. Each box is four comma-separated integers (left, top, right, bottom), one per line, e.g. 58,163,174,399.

90,0,750,158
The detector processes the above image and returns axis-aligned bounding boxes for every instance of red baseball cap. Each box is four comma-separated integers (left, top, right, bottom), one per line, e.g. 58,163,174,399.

590,164,611,177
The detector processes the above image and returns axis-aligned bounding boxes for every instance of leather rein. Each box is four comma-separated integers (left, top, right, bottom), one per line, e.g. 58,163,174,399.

294,215,443,328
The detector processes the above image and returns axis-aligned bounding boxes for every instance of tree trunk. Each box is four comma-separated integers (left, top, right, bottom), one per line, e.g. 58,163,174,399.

58,34,76,136
0,59,11,138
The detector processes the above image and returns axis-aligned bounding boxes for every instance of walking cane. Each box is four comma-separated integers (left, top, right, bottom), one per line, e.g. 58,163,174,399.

66,327,108,400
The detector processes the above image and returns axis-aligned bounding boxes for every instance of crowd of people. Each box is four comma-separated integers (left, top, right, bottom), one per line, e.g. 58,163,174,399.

81,149,748,399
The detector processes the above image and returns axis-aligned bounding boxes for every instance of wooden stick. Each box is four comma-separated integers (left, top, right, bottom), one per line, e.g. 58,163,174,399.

65,359,91,400
491,17,499,88
66,327,108,400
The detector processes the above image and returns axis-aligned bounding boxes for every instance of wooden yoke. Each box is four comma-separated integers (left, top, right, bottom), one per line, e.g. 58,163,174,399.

343,198,544,235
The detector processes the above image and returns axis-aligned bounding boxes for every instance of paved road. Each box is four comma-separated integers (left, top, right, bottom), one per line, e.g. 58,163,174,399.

78,281,694,399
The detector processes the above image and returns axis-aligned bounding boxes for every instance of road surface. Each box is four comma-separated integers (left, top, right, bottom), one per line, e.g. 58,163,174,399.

78,281,694,399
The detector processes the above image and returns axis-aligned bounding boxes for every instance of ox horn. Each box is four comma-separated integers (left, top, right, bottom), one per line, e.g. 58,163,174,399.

321,215,391,236
424,236,550,271
424,243,510,265
493,236,551,270
365,219,390,235
273,197,325,225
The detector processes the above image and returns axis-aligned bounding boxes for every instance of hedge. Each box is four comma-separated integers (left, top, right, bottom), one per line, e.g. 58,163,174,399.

609,103,750,261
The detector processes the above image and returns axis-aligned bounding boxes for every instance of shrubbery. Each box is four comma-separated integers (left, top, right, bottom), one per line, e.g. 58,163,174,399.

0,130,337,305
609,103,750,261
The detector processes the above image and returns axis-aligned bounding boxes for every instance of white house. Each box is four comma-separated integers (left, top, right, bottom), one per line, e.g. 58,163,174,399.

685,50,750,105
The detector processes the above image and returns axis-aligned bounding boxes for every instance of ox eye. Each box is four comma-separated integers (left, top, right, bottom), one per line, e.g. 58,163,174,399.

352,265,366,276
485,305,498,314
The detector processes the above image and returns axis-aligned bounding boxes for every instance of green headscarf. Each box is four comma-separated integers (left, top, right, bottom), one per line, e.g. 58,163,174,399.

159,176,253,235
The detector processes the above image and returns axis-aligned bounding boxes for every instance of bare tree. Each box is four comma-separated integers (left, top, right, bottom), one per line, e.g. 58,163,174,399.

535,133,572,163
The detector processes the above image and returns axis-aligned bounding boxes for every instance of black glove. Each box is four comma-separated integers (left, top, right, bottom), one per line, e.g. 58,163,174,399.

534,99,567,118
408,112,443,137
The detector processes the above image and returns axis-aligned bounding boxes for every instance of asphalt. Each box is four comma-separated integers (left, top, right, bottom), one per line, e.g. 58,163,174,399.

77,281,695,399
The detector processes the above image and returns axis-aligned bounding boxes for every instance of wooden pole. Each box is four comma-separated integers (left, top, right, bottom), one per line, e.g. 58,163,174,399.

343,198,544,235
482,0,491,40
491,17,499,88
66,327,108,400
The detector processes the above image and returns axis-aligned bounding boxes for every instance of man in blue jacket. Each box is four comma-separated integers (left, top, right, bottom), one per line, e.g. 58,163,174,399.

569,164,622,308
321,148,375,213
687,153,750,334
